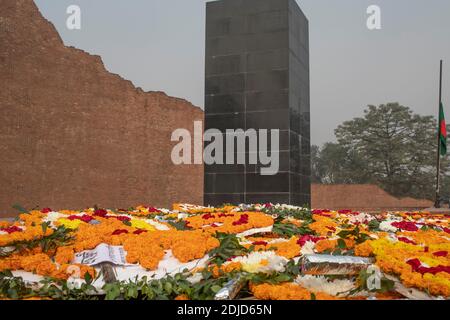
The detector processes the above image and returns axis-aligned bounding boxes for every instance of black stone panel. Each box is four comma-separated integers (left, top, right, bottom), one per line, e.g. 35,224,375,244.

245,150,291,174
204,193,245,206
205,0,310,206
206,54,246,76
247,70,289,92
246,109,290,130
246,172,290,193
245,193,290,205
205,113,245,132
204,173,245,194
205,93,245,114
206,0,289,19
205,74,245,95
247,49,288,72
246,90,289,112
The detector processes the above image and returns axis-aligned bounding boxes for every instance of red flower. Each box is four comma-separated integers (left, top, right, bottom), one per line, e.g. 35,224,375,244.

148,207,161,213
133,229,148,235
391,221,418,232
0,226,22,234
202,213,215,220
433,251,448,257
68,215,94,223
112,229,129,236
226,256,238,262
252,241,268,246
94,209,108,217
264,203,273,208
232,214,249,226
312,209,332,217
114,216,131,222
297,235,324,246
41,208,52,213
443,227,450,234
218,213,234,218
424,247,429,253
397,237,417,245
407,259,450,275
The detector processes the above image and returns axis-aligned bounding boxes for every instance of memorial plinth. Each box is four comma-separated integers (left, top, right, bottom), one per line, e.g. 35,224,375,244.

204,0,311,206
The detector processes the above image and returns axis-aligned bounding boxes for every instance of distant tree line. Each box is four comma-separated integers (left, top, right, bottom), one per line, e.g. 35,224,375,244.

311,103,450,200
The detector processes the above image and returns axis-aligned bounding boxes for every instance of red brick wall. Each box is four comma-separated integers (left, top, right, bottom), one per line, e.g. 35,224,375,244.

311,184,433,212
0,0,203,217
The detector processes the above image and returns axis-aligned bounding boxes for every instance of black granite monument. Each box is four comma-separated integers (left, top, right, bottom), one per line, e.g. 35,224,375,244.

204,0,310,206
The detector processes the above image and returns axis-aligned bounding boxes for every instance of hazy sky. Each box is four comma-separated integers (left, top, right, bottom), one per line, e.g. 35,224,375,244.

34,0,450,145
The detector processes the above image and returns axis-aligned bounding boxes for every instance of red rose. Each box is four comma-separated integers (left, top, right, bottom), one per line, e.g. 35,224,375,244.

312,209,332,217
252,241,268,246
433,251,448,257
148,207,161,213
391,221,418,232
202,213,215,220
232,214,249,226
94,209,108,217
112,229,129,236
397,237,417,245
1,226,22,234
115,216,131,222
68,215,94,223
41,208,52,213
297,235,324,246
407,258,450,275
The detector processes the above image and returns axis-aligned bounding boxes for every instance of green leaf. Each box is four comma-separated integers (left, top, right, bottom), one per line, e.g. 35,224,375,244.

211,285,222,293
12,204,28,214
168,220,191,231
337,238,347,249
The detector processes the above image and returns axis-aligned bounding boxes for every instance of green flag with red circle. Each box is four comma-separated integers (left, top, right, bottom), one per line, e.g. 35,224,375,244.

439,102,447,156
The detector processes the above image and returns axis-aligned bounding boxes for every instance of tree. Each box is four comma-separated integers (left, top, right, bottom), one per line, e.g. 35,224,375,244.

319,142,372,184
312,103,447,200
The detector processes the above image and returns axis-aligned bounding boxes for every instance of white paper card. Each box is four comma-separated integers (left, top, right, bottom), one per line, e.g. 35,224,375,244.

73,243,132,266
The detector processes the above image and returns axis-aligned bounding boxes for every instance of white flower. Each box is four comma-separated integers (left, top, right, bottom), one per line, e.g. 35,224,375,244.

347,212,374,224
42,211,67,224
379,220,398,233
300,241,316,255
229,251,287,274
144,219,170,231
187,273,203,284
295,275,356,296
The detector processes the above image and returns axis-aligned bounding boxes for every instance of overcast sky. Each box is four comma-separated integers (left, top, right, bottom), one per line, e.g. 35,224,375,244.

34,0,450,145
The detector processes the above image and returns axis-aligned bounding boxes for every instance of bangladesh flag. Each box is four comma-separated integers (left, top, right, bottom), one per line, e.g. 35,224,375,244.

439,102,447,156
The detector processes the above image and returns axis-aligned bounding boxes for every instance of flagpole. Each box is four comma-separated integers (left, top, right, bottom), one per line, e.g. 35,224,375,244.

435,60,443,208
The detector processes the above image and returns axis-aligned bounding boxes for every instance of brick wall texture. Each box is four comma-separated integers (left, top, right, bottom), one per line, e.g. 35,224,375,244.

311,184,433,212
0,0,203,217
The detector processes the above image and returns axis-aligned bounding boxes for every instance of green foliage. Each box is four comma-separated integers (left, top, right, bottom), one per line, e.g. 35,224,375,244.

262,206,312,221
0,270,33,299
243,260,301,286
0,225,74,258
272,218,315,238
12,204,28,214
337,226,371,244
0,270,98,300
368,219,381,232
312,103,450,200
208,233,250,266
346,269,395,296
168,220,191,230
